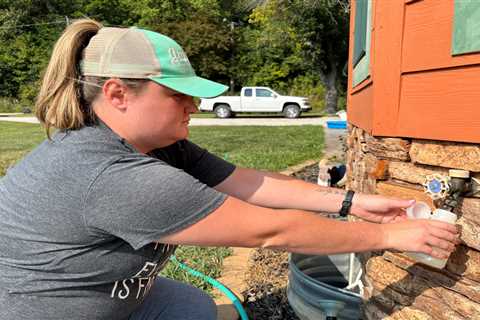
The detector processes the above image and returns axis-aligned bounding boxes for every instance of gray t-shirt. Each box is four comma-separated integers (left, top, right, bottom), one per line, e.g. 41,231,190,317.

0,122,235,319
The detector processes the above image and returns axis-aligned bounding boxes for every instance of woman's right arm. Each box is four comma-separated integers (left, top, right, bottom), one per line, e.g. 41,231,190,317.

159,196,459,259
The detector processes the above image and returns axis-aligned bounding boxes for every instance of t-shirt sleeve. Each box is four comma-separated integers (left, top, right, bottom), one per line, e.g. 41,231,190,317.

182,140,236,187
83,156,228,250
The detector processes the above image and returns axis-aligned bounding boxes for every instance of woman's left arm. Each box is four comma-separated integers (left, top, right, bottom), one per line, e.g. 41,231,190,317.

214,167,414,223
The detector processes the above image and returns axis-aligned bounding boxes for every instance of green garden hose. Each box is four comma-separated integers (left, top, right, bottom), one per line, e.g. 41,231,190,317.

169,255,249,320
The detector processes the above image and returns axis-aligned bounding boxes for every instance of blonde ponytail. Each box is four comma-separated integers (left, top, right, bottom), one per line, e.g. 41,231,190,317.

35,19,103,137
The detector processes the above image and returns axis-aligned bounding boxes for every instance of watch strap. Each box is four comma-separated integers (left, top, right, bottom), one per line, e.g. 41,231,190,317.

339,190,355,217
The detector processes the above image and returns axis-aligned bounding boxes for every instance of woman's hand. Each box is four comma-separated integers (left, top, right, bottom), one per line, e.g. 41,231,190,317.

380,219,460,259
350,193,415,224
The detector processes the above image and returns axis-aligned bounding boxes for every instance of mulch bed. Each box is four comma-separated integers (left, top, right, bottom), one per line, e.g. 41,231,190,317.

241,163,320,320
242,248,299,320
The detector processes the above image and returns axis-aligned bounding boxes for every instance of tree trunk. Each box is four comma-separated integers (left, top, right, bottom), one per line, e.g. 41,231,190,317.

320,42,339,115
324,74,338,114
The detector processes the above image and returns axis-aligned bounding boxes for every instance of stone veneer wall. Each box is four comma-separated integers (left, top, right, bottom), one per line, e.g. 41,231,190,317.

346,125,480,320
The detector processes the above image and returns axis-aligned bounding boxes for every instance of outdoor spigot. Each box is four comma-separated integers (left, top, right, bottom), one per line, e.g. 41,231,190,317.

465,177,480,198
423,170,472,212
423,174,450,200
448,170,470,193
443,170,470,211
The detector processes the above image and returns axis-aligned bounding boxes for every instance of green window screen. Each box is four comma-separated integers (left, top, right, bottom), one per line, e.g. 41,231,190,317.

452,0,480,55
353,0,368,66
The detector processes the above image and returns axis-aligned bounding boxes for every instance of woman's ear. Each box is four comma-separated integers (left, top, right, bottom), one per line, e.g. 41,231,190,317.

102,79,129,111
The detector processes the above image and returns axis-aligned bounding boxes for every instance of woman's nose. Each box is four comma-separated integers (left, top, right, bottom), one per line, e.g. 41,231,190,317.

185,98,198,113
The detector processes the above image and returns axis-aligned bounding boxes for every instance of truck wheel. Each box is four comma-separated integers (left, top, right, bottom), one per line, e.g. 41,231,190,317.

283,104,301,118
214,104,232,118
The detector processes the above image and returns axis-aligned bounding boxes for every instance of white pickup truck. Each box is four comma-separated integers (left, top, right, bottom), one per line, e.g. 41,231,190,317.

199,87,311,118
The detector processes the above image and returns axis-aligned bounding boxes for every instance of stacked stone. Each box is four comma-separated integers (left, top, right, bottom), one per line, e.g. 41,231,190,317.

346,124,480,319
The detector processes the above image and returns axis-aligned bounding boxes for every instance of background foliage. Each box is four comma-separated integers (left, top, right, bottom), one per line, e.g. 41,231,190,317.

0,0,349,113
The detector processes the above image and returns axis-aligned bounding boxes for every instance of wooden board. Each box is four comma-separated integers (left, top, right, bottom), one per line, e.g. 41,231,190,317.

397,65,480,143
370,0,405,136
349,82,374,134
348,0,376,134
402,0,480,73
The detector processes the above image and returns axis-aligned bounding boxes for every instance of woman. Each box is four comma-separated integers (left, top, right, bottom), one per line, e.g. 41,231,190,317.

0,19,459,320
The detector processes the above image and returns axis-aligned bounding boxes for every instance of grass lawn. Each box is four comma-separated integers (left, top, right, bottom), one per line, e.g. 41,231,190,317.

189,125,325,171
0,121,325,294
0,122,45,176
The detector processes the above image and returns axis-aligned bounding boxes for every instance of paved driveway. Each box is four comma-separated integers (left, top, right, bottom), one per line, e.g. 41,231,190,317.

0,116,40,124
0,115,340,126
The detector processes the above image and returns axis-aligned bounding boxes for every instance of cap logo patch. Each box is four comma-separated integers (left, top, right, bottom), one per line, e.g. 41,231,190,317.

168,47,190,65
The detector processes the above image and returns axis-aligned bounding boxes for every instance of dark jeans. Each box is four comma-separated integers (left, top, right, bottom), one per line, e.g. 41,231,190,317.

128,277,217,320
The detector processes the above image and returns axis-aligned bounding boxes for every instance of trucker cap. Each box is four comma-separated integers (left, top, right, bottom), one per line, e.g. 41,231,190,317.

80,27,228,98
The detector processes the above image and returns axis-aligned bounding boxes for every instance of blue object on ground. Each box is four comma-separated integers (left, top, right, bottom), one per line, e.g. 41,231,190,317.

326,120,347,129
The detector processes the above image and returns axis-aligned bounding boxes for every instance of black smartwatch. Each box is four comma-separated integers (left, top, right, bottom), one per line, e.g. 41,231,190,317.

339,190,355,217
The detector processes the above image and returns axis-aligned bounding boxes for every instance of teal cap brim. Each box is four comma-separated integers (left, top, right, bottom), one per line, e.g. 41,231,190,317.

150,75,228,98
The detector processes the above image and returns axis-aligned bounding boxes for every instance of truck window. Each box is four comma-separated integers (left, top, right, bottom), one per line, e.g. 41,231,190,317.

256,89,273,97
244,88,252,97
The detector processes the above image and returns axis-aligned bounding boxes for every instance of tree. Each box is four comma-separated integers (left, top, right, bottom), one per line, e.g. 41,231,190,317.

0,0,349,112
231,0,349,112
0,0,74,99
231,0,307,92
285,0,350,113
0,0,234,101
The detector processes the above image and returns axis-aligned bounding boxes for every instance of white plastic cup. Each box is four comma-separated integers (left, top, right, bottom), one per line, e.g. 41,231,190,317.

405,204,458,269
406,202,431,220
432,208,457,224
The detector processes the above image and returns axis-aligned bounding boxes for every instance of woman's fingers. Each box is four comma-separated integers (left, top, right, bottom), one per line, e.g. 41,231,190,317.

384,219,460,258
427,219,459,234
428,225,461,245
426,235,455,252
428,247,451,259
416,221,460,257
417,243,450,259
391,198,416,209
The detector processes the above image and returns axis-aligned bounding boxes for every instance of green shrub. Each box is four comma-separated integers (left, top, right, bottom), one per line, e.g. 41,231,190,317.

337,95,347,111
287,75,325,113
19,81,39,110
0,97,22,113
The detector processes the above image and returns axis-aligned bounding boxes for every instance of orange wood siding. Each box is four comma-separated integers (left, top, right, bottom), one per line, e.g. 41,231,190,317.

348,0,480,143
397,65,480,143
349,83,374,134
402,0,480,73
370,0,405,137
347,0,374,133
